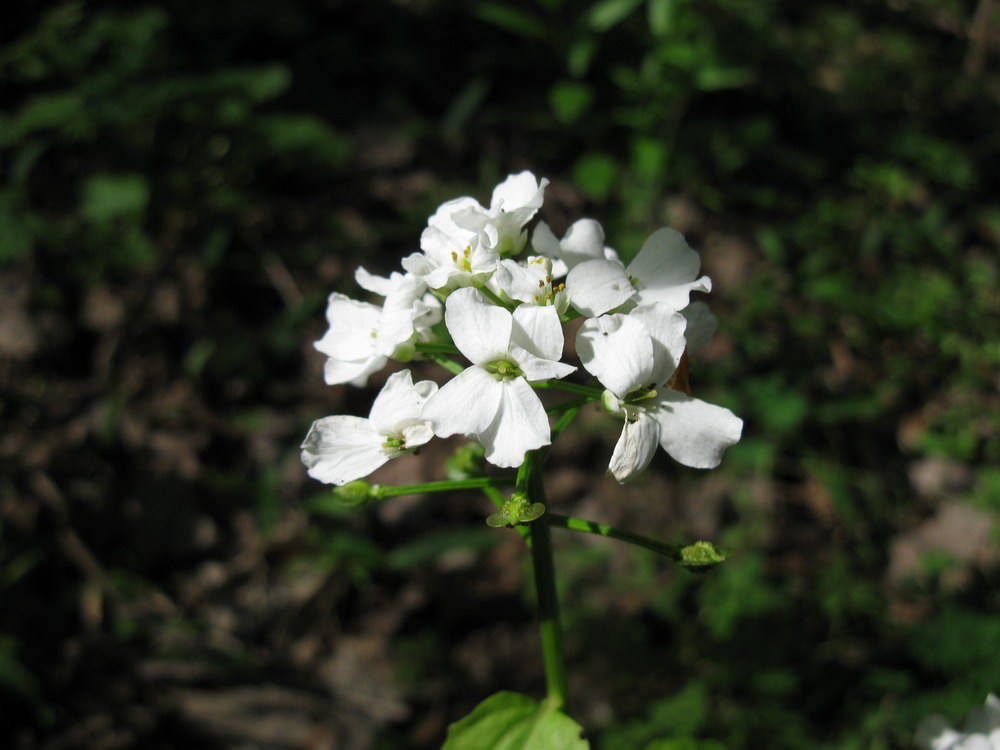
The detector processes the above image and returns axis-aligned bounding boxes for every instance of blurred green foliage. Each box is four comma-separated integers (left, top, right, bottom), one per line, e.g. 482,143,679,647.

2,0,999,748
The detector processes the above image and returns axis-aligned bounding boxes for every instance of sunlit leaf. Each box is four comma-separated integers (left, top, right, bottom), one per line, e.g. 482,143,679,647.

443,691,589,750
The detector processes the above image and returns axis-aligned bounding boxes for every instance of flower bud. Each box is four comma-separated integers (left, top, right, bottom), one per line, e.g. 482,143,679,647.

332,479,374,506
677,540,726,572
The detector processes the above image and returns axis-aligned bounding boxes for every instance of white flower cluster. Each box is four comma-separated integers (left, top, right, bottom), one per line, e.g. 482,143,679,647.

302,171,743,485
917,694,1000,750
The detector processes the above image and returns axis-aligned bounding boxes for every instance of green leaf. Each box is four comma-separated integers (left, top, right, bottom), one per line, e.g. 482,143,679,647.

573,153,616,201
256,114,349,165
647,0,678,37
474,3,547,39
81,174,150,224
549,81,593,125
694,66,753,91
443,691,589,750
588,0,645,32
631,136,668,181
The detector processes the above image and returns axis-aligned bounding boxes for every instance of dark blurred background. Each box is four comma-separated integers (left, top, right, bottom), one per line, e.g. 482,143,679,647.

2,0,1000,748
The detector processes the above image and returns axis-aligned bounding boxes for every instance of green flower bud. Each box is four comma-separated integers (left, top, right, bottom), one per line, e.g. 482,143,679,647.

332,480,374,506
678,540,726,572
445,442,487,480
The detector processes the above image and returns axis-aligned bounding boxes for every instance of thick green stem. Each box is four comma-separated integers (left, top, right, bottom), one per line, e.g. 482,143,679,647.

530,519,568,710
373,476,513,499
519,453,569,710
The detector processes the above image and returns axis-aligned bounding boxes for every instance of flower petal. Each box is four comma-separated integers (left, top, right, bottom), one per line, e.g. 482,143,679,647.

566,258,634,317
354,266,392,296
531,221,561,258
421,366,502,438
652,390,743,469
512,345,577,382
627,227,712,309
511,304,564,362
368,370,437,434
479,377,550,467
445,288,512,364
301,416,387,485
313,293,379,360
608,412,660,483
576,314,654,397
400,422,434,448
559,218,607,268
490,171,547,214
629,303,687,387
323,355,387,387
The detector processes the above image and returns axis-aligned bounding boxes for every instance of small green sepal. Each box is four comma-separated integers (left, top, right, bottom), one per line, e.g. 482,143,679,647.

486,492,546,527
677,540,727,572
332,479,374,506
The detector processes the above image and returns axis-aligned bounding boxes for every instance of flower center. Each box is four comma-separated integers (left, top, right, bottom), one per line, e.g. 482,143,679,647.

602,387,657,422
381,435,406,452
450,245,474,272
484,358,522,381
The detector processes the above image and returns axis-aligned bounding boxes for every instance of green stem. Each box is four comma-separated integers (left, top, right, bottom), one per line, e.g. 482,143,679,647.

425,353,464,376
546,513,680,559
414,341,461,355
545,397,590,416
373,476,513,499
519,452,569,710
473,282,517,311
549,405,582,439
531,379,604,399
531,519,568,710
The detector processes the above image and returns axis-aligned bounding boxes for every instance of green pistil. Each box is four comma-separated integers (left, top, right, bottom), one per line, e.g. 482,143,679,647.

381,436,406,452
484,358,522,380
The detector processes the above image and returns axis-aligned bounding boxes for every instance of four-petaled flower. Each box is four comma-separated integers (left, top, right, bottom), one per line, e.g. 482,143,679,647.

576,302,743,482
566,227,711,317
420,287,576,468
301,370,437,485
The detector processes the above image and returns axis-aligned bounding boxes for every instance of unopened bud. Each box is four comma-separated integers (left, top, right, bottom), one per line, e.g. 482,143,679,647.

445,442,486,480
332,480,374,506
678,540,726,572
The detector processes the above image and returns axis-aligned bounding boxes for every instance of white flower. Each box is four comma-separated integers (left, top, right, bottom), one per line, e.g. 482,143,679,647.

403,209,499,291
566,227,711,318
314,268,437,387
402,172,549,291
301,370,437,485
576,303,742,482
420,288,575,468
916,694,1000,750
454,171,549,256
490,256,569,315
531,218,619,277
